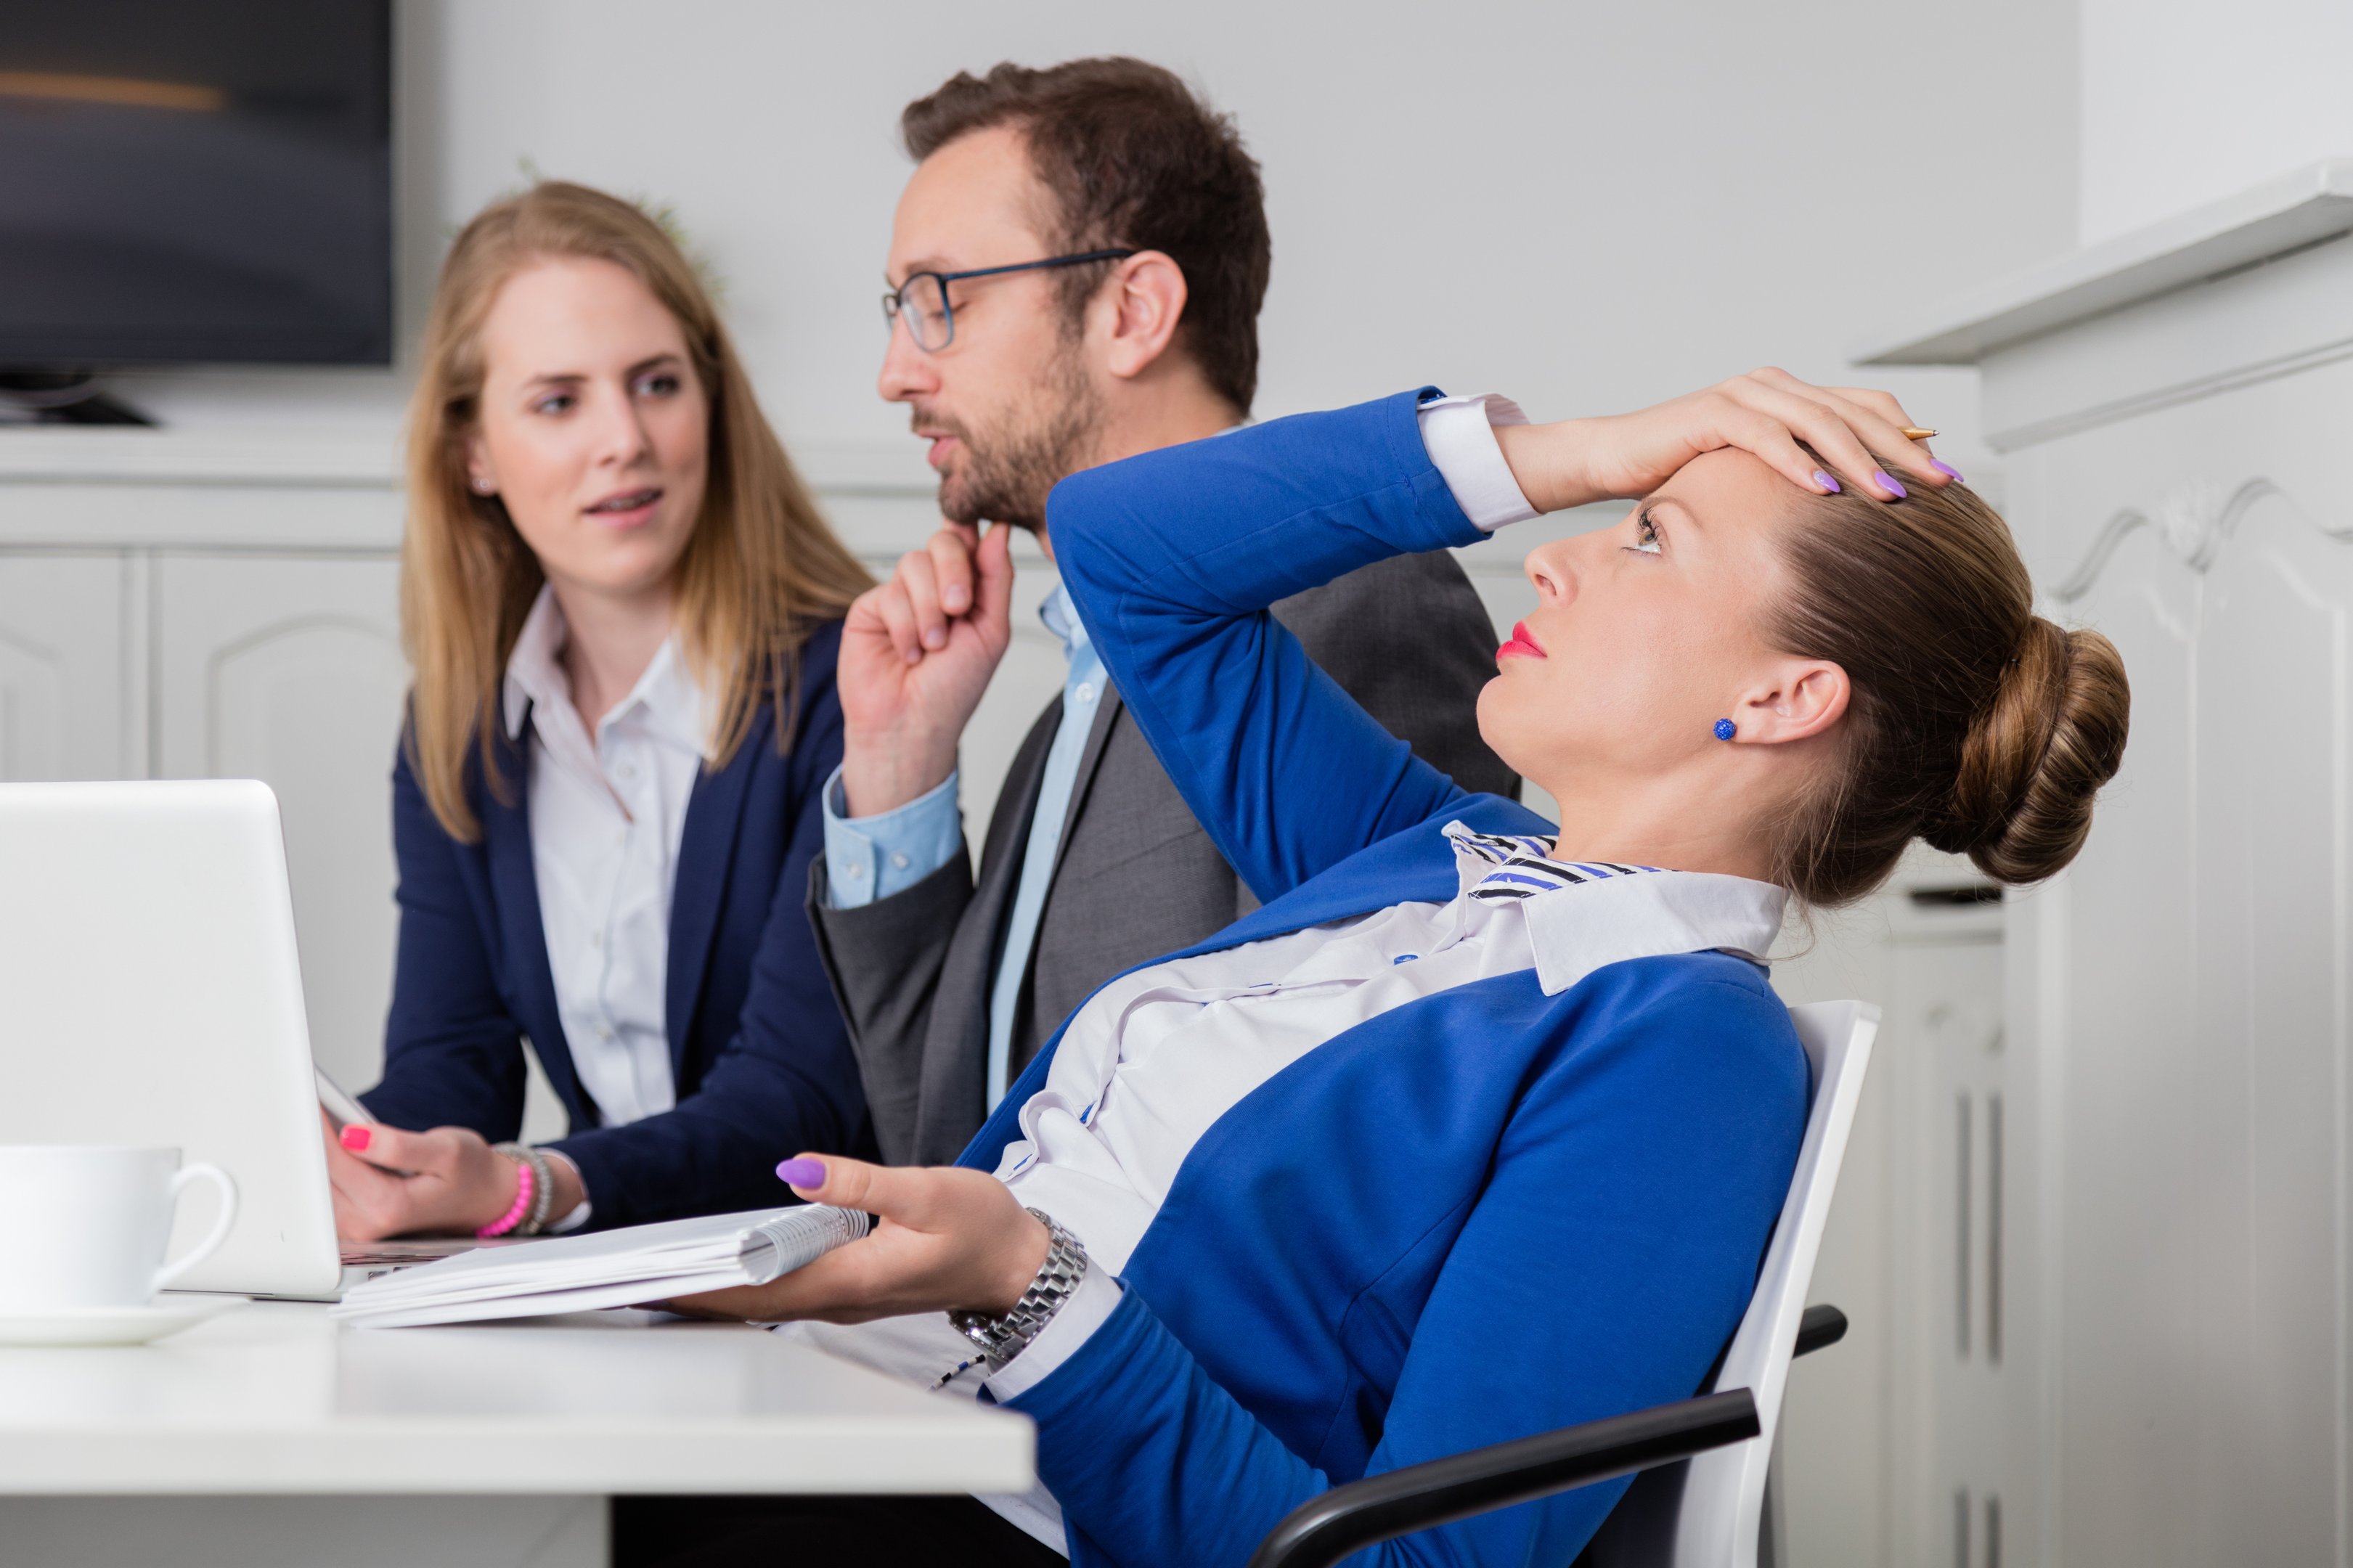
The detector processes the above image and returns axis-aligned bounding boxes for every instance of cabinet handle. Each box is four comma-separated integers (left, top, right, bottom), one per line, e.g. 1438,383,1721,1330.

1988,1093,2004,1366
1957,1093,1973,1359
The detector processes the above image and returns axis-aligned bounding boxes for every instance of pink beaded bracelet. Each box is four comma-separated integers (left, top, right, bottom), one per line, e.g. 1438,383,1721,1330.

477,1156,535,1238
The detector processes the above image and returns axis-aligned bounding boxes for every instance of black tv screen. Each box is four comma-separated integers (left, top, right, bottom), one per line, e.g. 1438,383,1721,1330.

0,0,392,367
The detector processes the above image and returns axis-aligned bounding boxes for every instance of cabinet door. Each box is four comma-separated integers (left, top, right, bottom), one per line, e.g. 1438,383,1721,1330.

153,554,407,1096
0,553,127,781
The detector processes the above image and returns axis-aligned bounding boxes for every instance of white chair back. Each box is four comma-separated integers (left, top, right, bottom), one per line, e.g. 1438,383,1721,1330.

1586,1000,1877,1568
1671,999,1877,1567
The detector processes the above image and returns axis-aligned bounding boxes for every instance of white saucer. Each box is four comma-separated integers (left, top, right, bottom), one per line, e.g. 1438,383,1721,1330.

0,1295,250,1348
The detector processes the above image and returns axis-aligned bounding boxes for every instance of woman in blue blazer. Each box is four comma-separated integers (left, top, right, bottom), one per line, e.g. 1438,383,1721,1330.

327,183,875,1238
669,372,2130,1567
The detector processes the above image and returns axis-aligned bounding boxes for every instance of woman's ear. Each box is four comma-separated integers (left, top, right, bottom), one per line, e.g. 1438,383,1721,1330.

1734,658,1849,745
1101,250,1188,381
464,432,497,497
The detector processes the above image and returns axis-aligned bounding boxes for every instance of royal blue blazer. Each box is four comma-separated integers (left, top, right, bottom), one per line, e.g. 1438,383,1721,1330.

362,621,872,1230
958,392,1810,1567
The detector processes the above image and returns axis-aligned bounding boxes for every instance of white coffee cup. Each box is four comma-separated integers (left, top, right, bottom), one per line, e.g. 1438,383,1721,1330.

0,1146,240,1312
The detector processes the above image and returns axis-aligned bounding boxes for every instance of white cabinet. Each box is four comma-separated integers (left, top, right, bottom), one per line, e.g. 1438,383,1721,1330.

1859,161,2353,1566
153,554,407,1095
0,433,953,1140
1774,858,2013,1568
0,555,129,782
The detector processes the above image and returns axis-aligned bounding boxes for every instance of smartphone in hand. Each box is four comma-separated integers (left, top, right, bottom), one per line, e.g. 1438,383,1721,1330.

317,1066,418,1177
315,1066,370,1129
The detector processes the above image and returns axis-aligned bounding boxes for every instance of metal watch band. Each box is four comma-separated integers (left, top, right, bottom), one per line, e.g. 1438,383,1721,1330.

948,1209,1089,1368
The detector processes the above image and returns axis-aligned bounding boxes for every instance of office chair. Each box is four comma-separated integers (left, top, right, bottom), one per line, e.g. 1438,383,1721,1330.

1249,1000,1879,1568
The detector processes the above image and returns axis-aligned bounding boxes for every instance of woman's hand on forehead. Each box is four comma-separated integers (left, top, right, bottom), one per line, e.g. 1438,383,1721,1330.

1494,368,1956,514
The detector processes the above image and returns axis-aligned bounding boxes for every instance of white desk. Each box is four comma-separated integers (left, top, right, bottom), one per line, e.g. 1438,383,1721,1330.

0,1298,1035,1568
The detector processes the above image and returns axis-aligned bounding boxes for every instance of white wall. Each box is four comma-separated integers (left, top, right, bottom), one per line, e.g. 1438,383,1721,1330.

2080,0,2353,243
110,0,2079,492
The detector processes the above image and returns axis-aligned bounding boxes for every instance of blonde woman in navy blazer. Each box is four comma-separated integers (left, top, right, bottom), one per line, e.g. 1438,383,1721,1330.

326,183,873,1238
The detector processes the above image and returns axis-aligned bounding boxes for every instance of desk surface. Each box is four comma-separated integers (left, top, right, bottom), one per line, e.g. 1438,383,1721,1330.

0,1299,1034,1496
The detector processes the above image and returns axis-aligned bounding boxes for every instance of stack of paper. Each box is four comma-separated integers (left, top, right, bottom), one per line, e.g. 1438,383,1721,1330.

333,1205,870,1328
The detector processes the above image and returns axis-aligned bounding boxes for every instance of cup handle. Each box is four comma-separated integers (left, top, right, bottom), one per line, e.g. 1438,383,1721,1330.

153,1162,240,1292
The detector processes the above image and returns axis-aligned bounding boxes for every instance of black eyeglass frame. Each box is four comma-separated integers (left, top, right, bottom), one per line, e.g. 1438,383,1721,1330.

881,248,1138,351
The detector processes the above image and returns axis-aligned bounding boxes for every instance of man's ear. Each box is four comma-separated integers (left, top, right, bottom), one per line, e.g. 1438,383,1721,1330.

1733,658,1849,745
1099,250,1188,381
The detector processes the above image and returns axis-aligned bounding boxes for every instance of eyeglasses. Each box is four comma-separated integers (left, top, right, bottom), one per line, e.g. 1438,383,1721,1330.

881,249,1137,352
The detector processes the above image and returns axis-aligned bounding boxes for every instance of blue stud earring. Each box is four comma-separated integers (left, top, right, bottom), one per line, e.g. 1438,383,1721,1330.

1713,719,1737,740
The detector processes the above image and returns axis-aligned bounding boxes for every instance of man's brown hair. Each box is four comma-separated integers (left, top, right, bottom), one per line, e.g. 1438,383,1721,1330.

902,57,1271,415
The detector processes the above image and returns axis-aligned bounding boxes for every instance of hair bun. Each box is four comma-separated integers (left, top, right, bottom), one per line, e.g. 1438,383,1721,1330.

1927,618,2130,884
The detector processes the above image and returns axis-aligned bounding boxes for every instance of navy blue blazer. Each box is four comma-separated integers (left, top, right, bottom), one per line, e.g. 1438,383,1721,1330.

362,621,872,1229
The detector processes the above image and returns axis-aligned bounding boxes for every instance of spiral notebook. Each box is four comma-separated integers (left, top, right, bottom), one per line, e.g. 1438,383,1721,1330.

330,1204,870,1328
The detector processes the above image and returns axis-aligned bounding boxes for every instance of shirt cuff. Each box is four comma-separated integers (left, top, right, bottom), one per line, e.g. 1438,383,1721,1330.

1419,392,1539,531
981,1264,1123,1402
541,1150,590,1233
820,764,963,909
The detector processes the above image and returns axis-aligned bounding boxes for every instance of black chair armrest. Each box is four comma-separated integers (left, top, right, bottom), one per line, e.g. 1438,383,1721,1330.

1246,1388,1760,1568
1793,1303,1847,1358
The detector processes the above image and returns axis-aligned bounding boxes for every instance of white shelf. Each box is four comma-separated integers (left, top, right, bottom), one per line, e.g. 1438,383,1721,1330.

1855,158,2353,366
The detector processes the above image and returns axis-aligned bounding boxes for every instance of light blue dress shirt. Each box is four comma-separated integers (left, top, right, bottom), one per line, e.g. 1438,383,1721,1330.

822,582,1108,1108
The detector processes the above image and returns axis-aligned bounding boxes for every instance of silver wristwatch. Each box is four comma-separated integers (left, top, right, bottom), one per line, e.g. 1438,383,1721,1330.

949,1209,1089,1368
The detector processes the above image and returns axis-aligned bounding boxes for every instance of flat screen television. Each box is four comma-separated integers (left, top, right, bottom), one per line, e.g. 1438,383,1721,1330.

0,0,392,370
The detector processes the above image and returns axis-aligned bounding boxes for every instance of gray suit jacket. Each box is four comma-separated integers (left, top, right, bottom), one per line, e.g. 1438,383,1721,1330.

806,550,1513,1166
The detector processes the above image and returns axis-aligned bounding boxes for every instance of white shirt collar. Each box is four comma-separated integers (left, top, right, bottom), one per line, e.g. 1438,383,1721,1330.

1441,821,1787,996
501,584,710,754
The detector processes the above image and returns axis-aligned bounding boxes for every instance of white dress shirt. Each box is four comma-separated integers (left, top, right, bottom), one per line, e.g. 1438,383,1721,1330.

502,587,711,1132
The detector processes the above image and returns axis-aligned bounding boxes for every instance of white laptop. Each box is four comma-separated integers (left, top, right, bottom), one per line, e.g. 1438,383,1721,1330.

0,779,356,1299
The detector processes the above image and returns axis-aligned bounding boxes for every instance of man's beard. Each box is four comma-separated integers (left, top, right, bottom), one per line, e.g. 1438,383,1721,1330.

924,361,1104,532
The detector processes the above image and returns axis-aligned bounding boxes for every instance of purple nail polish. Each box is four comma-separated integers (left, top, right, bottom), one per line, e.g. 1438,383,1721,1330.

1812,470,1840,494
1873,470,1908,499
775,1157,827,1188
1931,460,1963,482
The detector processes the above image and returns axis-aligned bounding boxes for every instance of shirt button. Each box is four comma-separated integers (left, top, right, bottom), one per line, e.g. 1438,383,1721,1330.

617,762,636,780
845,862,866,880
1074,682,1096,706
598,1024,615,1041
590,930,603,950
890,852,910,870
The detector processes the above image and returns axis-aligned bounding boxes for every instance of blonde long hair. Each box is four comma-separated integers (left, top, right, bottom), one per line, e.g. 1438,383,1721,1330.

401,181,871,841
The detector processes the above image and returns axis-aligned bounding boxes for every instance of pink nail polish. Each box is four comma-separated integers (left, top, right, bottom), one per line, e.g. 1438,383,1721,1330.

1812,470,1840,494
1873,470,1908,499
1931,460,1963,482
775,1157,827,1188
340,1124,372,1152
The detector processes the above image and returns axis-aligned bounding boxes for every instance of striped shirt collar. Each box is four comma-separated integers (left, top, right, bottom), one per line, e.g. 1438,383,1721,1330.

1442,821,1788,997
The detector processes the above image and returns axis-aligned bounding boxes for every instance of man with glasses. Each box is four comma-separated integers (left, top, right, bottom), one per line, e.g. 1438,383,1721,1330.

811,57,1515,1172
